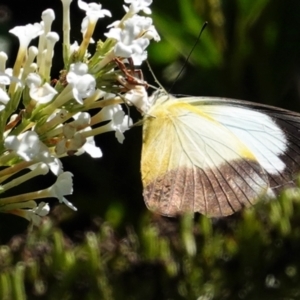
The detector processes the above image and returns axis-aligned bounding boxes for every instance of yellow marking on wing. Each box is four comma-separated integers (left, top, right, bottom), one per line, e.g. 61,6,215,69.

142,98,258,187
150,100,256,159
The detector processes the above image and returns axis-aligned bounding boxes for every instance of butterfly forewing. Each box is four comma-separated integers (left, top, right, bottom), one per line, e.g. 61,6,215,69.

184,97,300,191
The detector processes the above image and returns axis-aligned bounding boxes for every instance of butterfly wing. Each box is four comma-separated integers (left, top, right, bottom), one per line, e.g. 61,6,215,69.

142,97,273,217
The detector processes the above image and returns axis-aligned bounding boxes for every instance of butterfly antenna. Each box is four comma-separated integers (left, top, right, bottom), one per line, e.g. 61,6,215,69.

168,21,208,93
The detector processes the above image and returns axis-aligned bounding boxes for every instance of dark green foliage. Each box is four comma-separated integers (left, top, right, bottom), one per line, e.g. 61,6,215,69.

1,188,300,299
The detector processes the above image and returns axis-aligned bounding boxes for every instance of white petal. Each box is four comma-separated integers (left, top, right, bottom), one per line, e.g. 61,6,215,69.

0,88,10,105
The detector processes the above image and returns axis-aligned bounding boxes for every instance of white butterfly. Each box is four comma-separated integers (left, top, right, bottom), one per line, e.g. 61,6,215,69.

141,93,299,217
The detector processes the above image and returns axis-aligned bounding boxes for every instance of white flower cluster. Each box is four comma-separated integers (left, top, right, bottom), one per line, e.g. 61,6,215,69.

0,0,159,226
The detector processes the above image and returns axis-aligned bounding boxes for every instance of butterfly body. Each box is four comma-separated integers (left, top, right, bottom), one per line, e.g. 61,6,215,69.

141,94,300,217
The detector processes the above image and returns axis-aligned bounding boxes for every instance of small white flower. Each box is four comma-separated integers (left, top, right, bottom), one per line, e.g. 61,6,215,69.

30,82,57,104
130,46,148,65
9,23,44,48
26,73,58,104
99,105,132,141
67,62,96,104
78,0,111,46
53,111,101,157
25,202,50,225
125,15,160,41
97,104,123,122
55,130,86,156
105,15,158,64
26,72,42,87
4,131,63,175
48,172,76,210
4,131,40,161
124,0,152,15
48,158,63,176
81,135,102,157
124,86,149,113
59,112,102,157
78,0,111,22
55,113,92,156
106,26,149,60
3,201,50,226
111,110,132,143
72,112,91,128
94,105,132,143
35,202,50,216
75,126,102,158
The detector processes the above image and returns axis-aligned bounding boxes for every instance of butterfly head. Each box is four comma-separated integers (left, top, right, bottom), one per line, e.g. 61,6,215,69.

148,89,174,108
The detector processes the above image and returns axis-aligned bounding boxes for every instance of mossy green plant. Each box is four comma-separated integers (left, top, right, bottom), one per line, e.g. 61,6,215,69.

1,186,300,299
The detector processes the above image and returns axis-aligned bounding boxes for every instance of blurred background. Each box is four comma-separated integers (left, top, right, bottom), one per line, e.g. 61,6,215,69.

1,0,300,298
0,0,300,240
